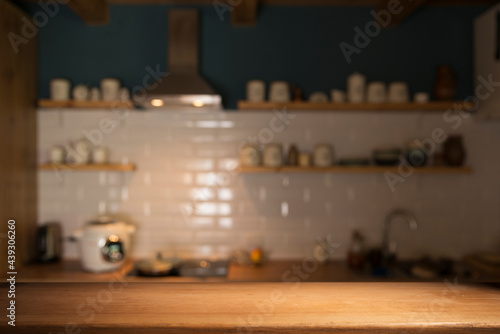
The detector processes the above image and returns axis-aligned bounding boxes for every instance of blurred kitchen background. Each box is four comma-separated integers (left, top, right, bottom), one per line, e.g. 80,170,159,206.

8,1,500,265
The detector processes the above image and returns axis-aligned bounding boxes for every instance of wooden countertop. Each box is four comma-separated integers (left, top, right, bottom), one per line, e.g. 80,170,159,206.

1,282,499,333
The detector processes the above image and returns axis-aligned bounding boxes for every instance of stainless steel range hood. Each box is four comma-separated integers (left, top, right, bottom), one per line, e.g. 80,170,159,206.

134,9,222,110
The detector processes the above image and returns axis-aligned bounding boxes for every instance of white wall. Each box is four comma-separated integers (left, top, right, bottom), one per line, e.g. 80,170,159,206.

38,109,500,260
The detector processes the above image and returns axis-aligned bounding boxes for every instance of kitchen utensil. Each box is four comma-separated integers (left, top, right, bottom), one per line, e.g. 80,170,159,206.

50,78,71,101
414,92,429,103
263,143,283,167
72,216,135,272
92,146,110,164
37,222,62,263
367,82,386,103
269,81,290,103
313,143,334,167
406,139,428,167
72,138,92,164
309,91,328,103
298,153,311,167
135,253,183,277
338,157,370,166
443,135,466,166
240,144,261,167
347,72,366,103
49,146,65,164
247,80,266,102
287,144,299,166
331,89,346,103
373,147,402,166
101,78,121,101
388,82,409,103
72,84,89,101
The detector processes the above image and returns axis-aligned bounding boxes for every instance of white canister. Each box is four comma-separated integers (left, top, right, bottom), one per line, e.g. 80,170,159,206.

298,153,312,167
331,89,346,103
90,87,101,101
347,72,366,103
388,82,410,103
50,78,71,101
101,78,121,101
367,82,387,103
72,84,89,101
247,80,266,102
240,144,261,167
314,144,334,167
92,147,110,164
263,144,283,167
50,146,66,164
269,81,290,103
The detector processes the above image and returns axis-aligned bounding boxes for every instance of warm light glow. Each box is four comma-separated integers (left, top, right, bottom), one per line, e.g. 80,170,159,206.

109,234,119,242
192,100,205,107
151,99,164,107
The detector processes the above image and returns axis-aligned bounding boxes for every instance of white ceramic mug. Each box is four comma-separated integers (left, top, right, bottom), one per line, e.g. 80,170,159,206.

263,144,283,167
388,82,409,103
240,144,261,167
269,81,290,103
414,92,430,103
331,89,346,103
314,144,334,167
50,78,71,101
367,82,387,103
247,80,266,102
92,147,109,164
101,78,121,101
50,146,66,164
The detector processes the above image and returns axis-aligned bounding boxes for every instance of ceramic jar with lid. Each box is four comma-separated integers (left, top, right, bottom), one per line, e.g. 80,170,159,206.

263,144,283,167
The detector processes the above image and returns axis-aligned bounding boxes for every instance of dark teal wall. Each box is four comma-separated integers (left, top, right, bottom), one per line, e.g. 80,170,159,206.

20,3,487,109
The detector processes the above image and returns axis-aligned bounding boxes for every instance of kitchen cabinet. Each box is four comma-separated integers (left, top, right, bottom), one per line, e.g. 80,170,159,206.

0,0,38,277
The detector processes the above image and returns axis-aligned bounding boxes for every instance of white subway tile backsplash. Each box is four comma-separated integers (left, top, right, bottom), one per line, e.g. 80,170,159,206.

38,110,500,260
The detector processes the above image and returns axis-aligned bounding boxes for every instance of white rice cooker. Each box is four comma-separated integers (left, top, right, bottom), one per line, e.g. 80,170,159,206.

73,216,135,272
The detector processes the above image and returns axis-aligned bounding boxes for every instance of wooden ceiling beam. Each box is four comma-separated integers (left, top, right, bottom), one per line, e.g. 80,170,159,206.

232,0,259,26
105,0,498,5
12,0,109,25
375,0,428,27
66,0,109,25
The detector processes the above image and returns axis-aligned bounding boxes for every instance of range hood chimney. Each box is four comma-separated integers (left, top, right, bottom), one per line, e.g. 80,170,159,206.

134,9,222,110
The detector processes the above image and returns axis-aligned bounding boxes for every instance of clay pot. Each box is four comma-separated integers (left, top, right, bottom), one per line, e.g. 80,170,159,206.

434,65,456,100
443,135,466,166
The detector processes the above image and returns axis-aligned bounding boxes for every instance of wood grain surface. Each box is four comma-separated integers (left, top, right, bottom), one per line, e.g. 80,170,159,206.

0,0,38,279
0,282,499,333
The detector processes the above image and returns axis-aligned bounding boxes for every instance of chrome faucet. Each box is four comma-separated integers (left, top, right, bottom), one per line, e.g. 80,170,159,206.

382,209,418,264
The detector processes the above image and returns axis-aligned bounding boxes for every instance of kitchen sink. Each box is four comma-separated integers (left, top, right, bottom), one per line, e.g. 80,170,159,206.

179,259,229,277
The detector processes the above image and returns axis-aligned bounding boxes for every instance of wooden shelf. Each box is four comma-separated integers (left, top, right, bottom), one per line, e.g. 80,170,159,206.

39,163,136,171
238,101,474,111
238,165,473,174
38,99,135,109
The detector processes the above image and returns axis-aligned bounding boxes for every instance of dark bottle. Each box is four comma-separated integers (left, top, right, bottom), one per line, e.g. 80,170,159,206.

443,135,466,166
434,65,456,100
287,144,299,166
